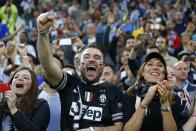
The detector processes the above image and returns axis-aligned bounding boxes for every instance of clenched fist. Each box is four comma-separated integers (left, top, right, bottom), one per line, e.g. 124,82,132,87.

37,12,55,32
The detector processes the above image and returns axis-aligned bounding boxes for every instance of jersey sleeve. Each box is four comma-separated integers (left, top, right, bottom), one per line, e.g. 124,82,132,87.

45,72,68,91
110,86,123,123
55,72,68,91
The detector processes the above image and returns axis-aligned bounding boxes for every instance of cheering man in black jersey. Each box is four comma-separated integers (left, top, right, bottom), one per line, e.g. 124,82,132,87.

36,12,123,131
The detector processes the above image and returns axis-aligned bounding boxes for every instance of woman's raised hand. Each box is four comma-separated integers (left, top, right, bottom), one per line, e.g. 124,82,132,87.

157,80,171,105
4,90,18,114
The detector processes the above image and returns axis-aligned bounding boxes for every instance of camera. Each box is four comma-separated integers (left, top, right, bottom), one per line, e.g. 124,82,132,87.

0,83,11,93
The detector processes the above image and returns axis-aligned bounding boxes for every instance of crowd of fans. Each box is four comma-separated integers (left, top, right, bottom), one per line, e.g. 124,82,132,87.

0,0,196,131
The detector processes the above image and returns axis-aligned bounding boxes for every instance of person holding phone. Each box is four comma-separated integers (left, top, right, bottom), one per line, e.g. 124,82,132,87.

123,52,183,131
0,67,50,131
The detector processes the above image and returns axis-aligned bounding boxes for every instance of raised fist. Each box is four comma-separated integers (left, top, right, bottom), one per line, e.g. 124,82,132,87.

17,43,27,56
37,12,55,32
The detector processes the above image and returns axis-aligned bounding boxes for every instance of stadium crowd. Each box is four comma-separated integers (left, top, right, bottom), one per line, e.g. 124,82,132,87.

0,0,196,131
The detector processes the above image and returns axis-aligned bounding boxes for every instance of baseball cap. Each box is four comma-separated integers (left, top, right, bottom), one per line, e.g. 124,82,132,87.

143,52,166,67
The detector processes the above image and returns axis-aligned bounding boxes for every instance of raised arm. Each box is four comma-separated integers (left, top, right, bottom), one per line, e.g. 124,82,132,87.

36,12,63,87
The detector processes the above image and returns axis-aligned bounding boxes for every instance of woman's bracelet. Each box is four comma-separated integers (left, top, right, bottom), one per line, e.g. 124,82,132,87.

160,105,171,112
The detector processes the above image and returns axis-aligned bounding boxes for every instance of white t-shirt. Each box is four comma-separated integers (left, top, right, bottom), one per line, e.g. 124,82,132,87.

38,89,61,131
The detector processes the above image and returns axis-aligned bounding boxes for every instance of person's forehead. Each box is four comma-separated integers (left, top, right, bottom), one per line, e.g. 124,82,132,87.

81,48,102,56
16,70,30,75
103,66,113,72
122,50,129,55
167,67,174,72
175,62,187,68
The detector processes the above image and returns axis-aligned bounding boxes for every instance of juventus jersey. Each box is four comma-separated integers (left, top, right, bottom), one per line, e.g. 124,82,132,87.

52,73,123,131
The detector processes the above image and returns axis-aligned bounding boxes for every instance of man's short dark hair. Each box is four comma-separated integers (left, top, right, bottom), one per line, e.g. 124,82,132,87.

104,63,116,74
79,44,103,54
63,64,76,70
125,35,135,42
78,44,104,62
146,44,160,52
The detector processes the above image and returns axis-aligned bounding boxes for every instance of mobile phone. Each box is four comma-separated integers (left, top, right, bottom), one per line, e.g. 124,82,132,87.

121,25,133,32
59,38,72,45
0,83,11,93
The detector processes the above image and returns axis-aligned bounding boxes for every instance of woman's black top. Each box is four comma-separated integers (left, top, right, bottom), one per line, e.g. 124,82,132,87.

0,98,50,131
123,92,185,131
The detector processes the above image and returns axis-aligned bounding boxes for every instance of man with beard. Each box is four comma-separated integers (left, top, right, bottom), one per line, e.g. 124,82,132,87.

36,12,123,131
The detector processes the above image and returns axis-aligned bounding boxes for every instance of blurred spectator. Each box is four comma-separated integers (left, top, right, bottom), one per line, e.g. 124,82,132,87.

155,36,178,67
178,37,195,60
0,0,18,34
117,48,135,90
19,32,36,59
83,23,97,45
173,61,196,124
165,20,181,57
174,61,196,97
178,32,192,60
100,63,118,85
174,11,187,36
0,23,9,40
183,55,196,85
27,28,38,59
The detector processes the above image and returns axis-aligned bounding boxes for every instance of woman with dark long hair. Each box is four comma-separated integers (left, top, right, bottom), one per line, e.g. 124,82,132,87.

123,52,183,131
0,67,50,131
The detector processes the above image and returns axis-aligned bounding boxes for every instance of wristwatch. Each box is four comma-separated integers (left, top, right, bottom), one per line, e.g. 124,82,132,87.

161,105,171,112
